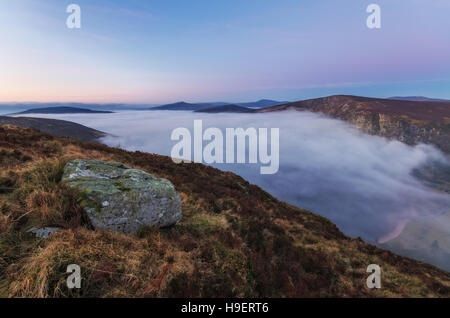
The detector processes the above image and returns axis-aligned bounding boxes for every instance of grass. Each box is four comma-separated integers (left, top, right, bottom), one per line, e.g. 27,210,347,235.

0,124,449,298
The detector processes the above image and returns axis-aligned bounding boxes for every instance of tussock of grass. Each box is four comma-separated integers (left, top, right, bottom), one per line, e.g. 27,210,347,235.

0,124,449,298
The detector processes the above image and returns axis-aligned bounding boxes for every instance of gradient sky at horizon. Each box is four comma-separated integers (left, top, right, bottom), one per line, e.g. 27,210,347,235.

0,0,449,104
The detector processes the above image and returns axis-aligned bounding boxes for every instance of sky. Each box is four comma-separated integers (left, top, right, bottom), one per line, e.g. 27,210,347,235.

0,0,450,103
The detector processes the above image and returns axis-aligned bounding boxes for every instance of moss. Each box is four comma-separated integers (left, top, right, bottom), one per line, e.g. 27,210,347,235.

114,182,131,192
79,198,102,214
179,213,227,238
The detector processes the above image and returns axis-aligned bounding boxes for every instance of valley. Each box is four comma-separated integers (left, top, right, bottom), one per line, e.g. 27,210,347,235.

11,107,450,271
0,124,449,297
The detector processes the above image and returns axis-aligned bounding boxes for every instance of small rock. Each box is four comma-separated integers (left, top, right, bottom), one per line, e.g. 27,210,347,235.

27,227,61,238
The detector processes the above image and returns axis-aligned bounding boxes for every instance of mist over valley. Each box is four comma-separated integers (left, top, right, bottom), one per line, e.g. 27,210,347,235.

17,110,450,270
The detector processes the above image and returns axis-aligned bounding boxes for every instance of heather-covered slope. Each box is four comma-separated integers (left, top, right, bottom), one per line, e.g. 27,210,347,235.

257,95,450,153
0,124,449,297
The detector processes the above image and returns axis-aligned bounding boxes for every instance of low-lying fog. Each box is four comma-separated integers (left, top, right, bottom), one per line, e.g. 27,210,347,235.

19,110,450,270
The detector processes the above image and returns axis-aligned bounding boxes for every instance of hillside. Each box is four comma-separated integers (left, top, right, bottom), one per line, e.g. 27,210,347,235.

0,116,106,142
11,107,113,115
257,95,450,153
195,104,255,113
0,124,448,298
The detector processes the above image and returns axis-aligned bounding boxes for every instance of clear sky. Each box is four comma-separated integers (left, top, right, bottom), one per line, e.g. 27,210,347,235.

0,0,449,103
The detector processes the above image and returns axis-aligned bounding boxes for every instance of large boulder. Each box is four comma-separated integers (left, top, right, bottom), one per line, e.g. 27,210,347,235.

62,159,182,233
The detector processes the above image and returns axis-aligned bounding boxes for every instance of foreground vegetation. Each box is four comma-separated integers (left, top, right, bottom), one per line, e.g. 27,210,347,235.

0,124,449,297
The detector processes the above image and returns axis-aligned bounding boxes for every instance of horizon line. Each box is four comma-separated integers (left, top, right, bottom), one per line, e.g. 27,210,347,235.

2,94,449,106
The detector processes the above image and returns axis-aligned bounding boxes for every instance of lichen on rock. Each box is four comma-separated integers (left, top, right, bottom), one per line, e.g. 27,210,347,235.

62,159,182,233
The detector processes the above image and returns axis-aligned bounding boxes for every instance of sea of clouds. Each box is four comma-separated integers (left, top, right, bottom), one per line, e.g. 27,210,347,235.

18,110,450,268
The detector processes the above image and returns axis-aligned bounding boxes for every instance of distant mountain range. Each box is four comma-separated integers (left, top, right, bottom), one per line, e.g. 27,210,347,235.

389,96,450,102
236,99,289,108
3,97,450,115
0,103,157,115
10,106,113,115
2,96,449,154
195,104,254,113
149,99,287,111
149,102,211,111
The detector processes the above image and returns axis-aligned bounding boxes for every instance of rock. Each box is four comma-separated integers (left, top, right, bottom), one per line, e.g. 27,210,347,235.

62,159,182,233
27,227,61,238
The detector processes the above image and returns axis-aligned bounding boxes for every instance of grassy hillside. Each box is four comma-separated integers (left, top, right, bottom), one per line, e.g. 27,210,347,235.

0,124,449,298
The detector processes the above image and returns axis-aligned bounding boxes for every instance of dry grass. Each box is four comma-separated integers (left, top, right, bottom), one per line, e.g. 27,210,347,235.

0,124,449,298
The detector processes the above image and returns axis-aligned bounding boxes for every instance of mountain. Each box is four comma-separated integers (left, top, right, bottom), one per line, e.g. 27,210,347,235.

0,116,106,142
0,124,449,297
389,96,450,102
194,104,255,113
198,102,230,107
236,99,289,108
149,100,287,111
0,103,157,113
11,106,113,115
257,95,450,153
149,102,214,111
